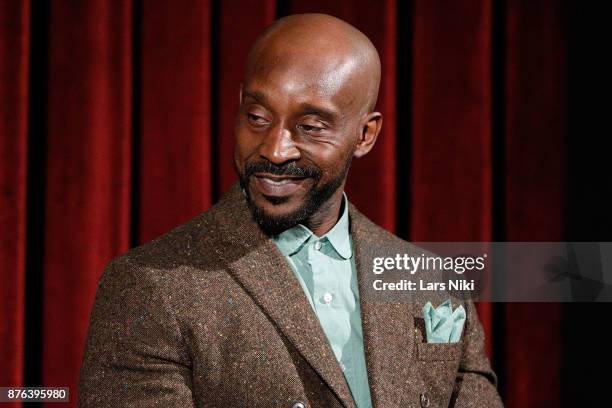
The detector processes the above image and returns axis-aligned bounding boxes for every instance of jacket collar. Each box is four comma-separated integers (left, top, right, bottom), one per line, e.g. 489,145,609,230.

207,183,416,407
272,192,352,260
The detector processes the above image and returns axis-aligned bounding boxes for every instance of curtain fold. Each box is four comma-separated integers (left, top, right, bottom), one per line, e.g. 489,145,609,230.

502,0,565,406
42,0,133,401
140,0,212,242
0,1,30,401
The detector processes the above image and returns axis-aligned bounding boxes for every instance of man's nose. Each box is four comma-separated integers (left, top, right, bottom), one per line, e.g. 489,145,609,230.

258,124,300,164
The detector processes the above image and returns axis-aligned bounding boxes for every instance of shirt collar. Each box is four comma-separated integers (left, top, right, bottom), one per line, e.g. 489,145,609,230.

272,193,352,260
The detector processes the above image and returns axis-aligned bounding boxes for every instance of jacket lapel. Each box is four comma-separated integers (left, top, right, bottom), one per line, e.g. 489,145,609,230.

210,185,355,408
349,204,417,407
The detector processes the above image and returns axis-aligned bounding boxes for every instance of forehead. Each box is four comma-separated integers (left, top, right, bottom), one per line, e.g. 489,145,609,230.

243,53,361,115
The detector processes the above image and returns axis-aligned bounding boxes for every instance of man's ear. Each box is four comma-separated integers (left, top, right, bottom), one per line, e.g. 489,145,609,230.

354,112,383,158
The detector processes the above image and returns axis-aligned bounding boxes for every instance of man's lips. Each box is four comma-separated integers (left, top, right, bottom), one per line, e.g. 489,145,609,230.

251,173,308,197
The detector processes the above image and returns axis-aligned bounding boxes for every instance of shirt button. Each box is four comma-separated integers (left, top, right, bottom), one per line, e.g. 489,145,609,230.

340,362,346,372
291,402,306,408
314,241,322,251
323,292,333,304
420,392,431,407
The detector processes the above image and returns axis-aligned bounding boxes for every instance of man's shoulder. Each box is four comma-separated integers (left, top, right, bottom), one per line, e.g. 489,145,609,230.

107,187,246,280
116,212,211,265
347,201,423,255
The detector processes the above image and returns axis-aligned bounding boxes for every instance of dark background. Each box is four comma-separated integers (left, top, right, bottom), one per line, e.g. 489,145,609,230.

1,1,610,407
562,1,609,407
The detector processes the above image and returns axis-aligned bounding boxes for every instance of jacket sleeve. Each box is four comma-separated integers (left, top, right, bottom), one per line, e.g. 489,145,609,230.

452,300,504,407
78,260,196,407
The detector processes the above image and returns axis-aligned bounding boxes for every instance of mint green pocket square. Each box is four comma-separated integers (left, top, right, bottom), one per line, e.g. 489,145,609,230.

422,299,466,343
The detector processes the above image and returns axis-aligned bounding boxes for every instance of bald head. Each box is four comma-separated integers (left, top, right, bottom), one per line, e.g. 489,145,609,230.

235,14,384,236
245,13,381,113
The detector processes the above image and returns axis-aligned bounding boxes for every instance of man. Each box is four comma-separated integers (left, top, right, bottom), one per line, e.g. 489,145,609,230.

79,13,503,408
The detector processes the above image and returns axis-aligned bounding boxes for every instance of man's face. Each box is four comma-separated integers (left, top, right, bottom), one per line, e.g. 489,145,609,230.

234,58,363,234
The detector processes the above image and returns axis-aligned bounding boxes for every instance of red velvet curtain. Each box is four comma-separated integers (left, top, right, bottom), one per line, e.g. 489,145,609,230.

0,1,567,407
0,0,30,396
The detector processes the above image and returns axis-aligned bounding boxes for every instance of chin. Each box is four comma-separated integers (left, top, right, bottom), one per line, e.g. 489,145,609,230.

245,192,312,235
253,195,305,218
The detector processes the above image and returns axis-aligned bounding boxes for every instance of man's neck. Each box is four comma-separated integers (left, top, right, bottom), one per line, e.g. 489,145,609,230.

303,189,345,237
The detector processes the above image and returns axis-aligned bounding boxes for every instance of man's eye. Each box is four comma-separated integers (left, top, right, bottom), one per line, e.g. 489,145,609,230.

298,124,323,133
247,113,268,125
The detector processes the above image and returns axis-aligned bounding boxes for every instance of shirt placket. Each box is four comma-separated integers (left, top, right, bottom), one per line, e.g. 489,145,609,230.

308,240,345,357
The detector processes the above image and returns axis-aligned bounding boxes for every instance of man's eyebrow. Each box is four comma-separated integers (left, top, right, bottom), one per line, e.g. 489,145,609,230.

242,91,338,121
299,103,338,122
242,90,267,104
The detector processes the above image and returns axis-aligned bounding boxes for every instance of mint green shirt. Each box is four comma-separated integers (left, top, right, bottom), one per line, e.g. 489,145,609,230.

272,194,372,408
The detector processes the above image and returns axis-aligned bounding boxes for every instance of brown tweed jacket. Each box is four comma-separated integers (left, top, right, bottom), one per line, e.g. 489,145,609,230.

78,183,503,408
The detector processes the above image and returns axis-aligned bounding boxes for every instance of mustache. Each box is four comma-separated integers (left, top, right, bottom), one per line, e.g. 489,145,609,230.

245,160,322,179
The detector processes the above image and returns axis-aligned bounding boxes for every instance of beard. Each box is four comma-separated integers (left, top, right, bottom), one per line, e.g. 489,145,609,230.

237,157,352,236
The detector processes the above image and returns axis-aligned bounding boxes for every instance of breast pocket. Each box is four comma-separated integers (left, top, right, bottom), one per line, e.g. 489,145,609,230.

413,316,464,361
416,341,463,361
